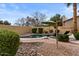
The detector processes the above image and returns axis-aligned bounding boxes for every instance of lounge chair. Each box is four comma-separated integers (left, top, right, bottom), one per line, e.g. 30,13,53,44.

64,31,70,35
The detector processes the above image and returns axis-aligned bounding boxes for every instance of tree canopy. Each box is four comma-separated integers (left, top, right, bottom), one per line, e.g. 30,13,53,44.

50,14,63,26
0,20,11,25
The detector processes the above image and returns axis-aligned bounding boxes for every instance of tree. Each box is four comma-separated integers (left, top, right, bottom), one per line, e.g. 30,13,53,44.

0,20,11,25
67,3,77,33
32,12,47,26
50,14,63,28
26,16,36,26
42,14,63,30
15,16,36,26
42,14,62,48
15,17,26,26
20,18,25,26
3,20,11,25
50,14,63,48
0,20,3,24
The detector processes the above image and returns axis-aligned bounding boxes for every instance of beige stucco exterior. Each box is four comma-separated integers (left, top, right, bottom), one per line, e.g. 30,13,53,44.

59,16,79,33
63,16,79,28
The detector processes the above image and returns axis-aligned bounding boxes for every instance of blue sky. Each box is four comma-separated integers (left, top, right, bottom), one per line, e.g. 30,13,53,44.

0,3,79,25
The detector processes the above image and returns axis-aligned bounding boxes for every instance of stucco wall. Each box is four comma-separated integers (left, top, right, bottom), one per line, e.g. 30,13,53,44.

62,17,79,32
0,25,32,35
64,17,79,27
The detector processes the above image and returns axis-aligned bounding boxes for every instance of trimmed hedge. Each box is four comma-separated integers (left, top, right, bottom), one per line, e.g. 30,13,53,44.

57,34,69,42
74,32,79,40
0,29,20,56
38,28,43,34
32,28,37,33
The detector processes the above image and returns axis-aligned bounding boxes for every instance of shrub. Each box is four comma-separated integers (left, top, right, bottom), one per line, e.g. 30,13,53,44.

74,32,79,40
44,31,48,34
49,30,53,33
57,34,69,42
38,28,43,34
0,29,20,56
32,28,37,33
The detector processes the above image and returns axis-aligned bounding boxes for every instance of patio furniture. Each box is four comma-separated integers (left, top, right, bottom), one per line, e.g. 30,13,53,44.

64,31,70,35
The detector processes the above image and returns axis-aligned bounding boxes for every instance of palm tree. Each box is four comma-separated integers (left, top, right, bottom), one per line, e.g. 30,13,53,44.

67,3,77,33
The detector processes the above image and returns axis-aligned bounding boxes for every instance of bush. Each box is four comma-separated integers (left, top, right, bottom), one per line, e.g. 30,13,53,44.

0,29,20,56
74,32,79,40
49,30,53,33
44,31,48,34
38,28,43,34
32,28,37,33
57,34,69,42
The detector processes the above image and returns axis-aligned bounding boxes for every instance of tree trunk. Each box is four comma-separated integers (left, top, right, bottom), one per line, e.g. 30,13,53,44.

56,20,58,48
73,3,77,33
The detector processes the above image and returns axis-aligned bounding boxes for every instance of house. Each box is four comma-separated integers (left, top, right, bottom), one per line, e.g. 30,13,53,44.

59,16,79,33
63,16,79,27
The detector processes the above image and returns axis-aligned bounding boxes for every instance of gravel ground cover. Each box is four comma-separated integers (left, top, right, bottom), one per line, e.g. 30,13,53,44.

16,39,79,56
